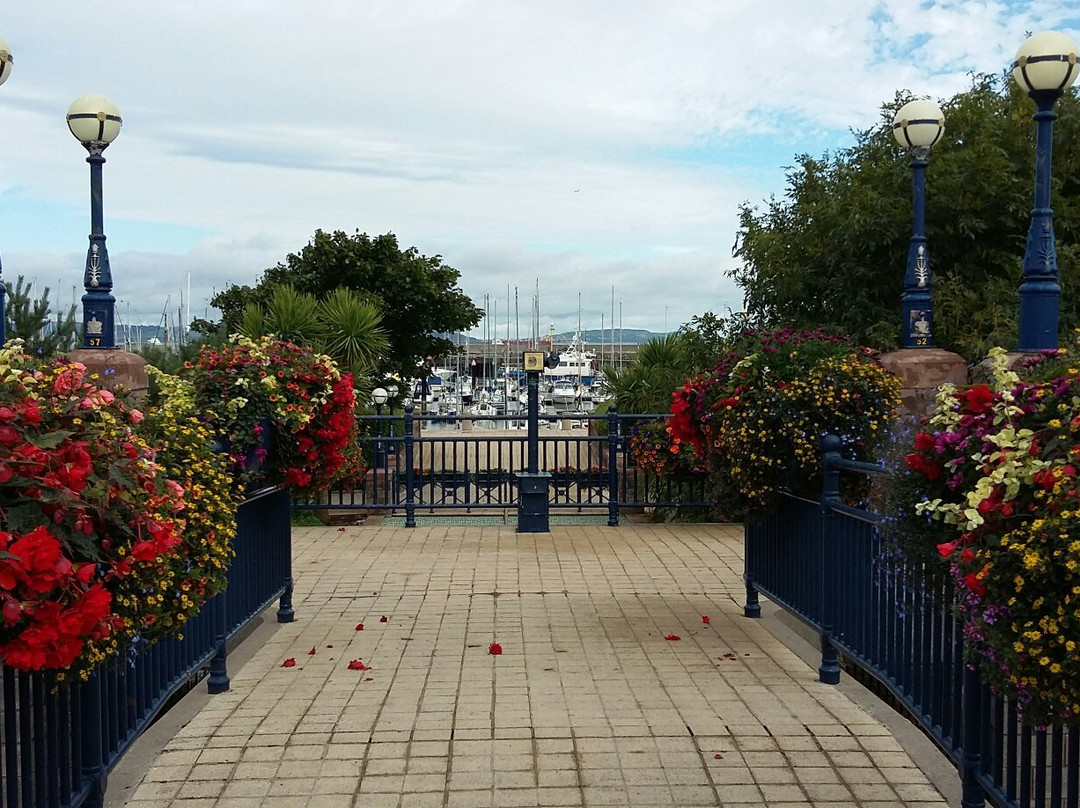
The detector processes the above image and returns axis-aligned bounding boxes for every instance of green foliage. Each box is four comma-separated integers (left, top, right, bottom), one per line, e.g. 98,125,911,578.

210,230,482,381
602,333,693,414
236,284,388,398
731,75,1080,362
4,276,77,357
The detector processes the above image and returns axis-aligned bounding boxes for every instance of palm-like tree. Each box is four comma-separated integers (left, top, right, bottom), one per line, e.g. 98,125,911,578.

601,333,691,414
239,284,388,395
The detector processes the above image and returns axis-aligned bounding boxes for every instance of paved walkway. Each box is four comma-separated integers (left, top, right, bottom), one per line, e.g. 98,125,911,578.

120,524,949,808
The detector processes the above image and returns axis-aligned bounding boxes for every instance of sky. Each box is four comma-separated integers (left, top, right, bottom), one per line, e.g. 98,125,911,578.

1,1,1078,338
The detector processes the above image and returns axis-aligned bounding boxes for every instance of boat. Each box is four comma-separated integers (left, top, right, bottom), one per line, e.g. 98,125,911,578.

543,332,597,383
551,379,579,410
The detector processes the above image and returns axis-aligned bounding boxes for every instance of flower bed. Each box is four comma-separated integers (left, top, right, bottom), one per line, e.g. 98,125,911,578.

667,329,899,520
0,343,219,677
893,346,1080,726
184,336,356,500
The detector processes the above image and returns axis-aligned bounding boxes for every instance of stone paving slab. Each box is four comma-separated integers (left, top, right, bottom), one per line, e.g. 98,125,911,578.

122,523,948,807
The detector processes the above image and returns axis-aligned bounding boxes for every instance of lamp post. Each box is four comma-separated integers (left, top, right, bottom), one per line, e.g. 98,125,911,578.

892,99,944,349
0,35,12,345
372,387,388,470
66,95,122,349
1012,31,1079,351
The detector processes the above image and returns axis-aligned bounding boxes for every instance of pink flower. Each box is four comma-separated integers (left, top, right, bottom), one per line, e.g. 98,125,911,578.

129,409,144,424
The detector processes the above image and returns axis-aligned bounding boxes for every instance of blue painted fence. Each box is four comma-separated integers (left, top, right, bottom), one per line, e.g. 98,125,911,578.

745,435,1079,808
296,410,709,524
0,486,294,808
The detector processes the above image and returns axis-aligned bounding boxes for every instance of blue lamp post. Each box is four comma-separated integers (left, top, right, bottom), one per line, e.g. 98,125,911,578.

0,35,12,345
1012,31,1079,351
66,94,122,349
892,99,944,349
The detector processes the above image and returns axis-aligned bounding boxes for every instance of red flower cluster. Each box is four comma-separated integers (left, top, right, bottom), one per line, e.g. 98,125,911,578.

0,346,187,675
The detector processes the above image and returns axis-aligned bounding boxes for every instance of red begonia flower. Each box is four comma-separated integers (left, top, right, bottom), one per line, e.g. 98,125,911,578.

348,659,368,670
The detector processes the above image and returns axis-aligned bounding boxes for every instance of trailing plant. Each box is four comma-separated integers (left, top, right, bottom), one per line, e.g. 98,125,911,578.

184,335,357,500
893,343,1080,726
668,328,899,520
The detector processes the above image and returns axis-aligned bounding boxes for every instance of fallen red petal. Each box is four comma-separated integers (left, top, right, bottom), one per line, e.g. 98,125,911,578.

488,642,503,655
348,659,368,670
664,634,681,641
307,647,316,655
337,527,346,532
365,676,374,681
702,616,710,624
714,753,723,760
327,644,334,648
281,658,296,667
379,615,388,622
355,623,364,631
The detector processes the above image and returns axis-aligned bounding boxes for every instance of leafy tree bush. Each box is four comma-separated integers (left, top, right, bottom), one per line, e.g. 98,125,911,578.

731,75,1080,362
208,230,481,382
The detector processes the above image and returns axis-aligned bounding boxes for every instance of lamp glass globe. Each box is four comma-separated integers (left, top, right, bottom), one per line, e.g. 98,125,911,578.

67,95,123,145
0,35,12,88
1013,31,1080,93
892,99,945,150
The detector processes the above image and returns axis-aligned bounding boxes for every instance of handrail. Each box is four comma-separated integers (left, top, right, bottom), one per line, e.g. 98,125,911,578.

0,488,294,808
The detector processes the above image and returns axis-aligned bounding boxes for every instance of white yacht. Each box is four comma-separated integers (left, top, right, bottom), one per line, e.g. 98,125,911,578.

543,332,597,384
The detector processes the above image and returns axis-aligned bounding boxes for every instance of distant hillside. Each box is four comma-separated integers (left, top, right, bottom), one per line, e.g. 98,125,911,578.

448,328,665,346
554,328,664,345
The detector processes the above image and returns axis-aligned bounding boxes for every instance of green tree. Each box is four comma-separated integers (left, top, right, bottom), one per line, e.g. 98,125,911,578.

5,275,78,357
731,74,1080,362
211,230,482,381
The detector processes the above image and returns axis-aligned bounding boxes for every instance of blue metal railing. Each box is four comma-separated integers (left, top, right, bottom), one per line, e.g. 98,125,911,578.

296,410,708,524
744,434,1078,808
0,486,294,808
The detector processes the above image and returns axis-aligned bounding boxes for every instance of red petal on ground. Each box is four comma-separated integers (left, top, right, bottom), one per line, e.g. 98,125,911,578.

488,642,503,655
702,616,710,624
355,623,364,631
337,527,346,532
714,753,723,759
281,658,296,667
307,647,316,655
664,634,681,641
327,644,334,648
379,615,388,622
348,659,368,670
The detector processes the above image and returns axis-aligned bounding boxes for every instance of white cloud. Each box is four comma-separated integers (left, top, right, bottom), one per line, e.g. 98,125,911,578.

1,1,1077,333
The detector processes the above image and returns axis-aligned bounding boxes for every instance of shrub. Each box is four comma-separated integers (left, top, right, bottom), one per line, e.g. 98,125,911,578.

184,336,356,500
668,328,899,519
894,345,1080,726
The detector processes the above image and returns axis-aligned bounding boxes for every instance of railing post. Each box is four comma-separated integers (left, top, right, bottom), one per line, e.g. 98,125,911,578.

959,665,986,807
207,593,230,693
78,671,107,808
818,434,842,685
744,581,761,618
276,489,295,623
404,403,416,528
606,407,619,526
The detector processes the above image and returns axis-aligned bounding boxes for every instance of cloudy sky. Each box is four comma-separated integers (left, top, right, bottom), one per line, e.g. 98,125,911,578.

1,2,1077,339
